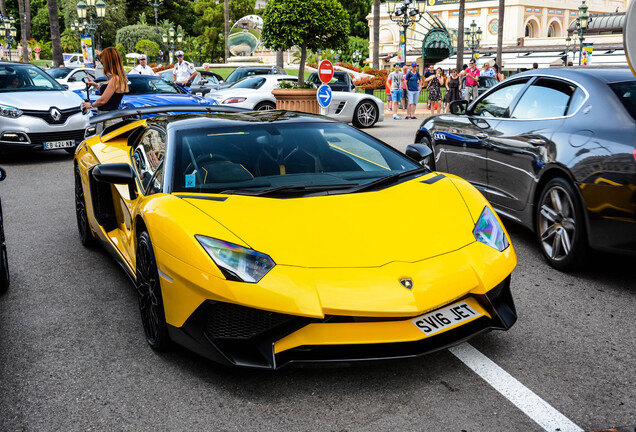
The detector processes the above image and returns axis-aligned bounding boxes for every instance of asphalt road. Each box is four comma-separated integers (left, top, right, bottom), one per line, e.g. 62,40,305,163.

0,119,634,432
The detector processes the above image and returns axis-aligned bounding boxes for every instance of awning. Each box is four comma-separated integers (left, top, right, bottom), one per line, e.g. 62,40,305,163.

502,52,566,70
434,53,516,69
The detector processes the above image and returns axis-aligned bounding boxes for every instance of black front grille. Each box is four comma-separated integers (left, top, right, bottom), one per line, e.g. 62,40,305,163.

22,106,82,124
27,129,86,145
206,303,297,340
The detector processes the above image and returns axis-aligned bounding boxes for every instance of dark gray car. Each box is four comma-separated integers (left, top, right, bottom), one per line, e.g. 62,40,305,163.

415,68,636,270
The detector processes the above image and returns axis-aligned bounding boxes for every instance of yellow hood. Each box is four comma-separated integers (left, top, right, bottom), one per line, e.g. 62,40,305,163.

183,176,476,268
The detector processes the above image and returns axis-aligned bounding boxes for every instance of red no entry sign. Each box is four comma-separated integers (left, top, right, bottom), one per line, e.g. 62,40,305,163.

318,60,334,84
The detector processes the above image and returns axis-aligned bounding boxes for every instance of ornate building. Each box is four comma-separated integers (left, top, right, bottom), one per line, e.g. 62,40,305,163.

368,0,630,70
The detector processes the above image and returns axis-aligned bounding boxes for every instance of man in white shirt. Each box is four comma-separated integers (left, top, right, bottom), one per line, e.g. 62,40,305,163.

482,62,496,78
173,51,197,87
131,54,156,76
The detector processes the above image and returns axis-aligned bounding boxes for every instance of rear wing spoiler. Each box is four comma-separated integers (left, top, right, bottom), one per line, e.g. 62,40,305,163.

88,105,250,125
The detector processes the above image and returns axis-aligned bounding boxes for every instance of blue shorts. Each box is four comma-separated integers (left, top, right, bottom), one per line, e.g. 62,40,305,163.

407,90,419,105
391,89,402,100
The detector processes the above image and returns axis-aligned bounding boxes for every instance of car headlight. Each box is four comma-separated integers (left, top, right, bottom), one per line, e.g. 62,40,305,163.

0,104,23,118
473,206,509,252
196,235,275,283
222,97,246,104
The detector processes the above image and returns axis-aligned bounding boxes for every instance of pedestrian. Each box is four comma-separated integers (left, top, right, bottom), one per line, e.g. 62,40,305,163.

387,64,403,120
203,63,211,72
425,67,444,116
81,46,128,115
464,59,480,103
405,62,422,119
173,51,197,87
131,54,156,75
400,64,409,110
424,64,435,109
444,68,461,113
482,62,496,77
385,72,392,112
493,64,505,82
532,62,539,70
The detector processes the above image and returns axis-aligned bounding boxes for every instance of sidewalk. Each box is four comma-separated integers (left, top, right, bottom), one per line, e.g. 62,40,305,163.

383,102,443,119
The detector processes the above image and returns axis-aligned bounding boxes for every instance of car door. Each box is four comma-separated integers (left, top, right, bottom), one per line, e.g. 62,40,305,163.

486,77,577,212
440,78,530,193
111,127,166,263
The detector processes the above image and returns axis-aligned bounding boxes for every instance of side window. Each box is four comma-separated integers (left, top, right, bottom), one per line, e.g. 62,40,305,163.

472,79,529,118
132,128,166,193
567,87,587,115
146,163,163,195
510,78,577,119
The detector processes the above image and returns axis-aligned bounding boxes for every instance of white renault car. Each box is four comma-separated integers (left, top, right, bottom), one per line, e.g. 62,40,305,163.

0,62,90,153
206,74,384,128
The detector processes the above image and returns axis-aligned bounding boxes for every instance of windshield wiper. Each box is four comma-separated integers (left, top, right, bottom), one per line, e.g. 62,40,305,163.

223,183,358,197
348,167,427,193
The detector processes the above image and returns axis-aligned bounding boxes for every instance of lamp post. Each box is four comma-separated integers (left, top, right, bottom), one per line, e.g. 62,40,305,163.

70,19,86,54
76,0,106,66
464,20,483,61
564,36,571,66
353,50,362,66
0,15,16,61
386,0,426,66
148,0,163,33
162,27,183,64
575,0,591,65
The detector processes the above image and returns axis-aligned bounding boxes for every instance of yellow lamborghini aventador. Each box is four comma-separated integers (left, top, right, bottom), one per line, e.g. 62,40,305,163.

74,106,517,369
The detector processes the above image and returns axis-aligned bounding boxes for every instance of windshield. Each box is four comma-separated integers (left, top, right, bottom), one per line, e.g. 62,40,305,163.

172,122,420,195
161,71,201,85
128,76,185,94
609,81,636,122
47,68,74,79
0,64,65,92
229,76,267,89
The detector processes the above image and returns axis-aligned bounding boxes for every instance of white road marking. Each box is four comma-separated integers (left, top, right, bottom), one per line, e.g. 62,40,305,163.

449,343,583,432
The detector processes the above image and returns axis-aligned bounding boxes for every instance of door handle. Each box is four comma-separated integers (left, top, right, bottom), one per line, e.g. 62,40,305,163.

476,133,488,139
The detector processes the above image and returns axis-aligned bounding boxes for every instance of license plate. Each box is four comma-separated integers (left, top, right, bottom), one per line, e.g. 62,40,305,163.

412,301,480,336
196,92,203,96
44,140,75,150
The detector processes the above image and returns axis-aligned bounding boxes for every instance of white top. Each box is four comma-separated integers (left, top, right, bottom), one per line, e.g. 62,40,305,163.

173,60,196,83
131,64,156,76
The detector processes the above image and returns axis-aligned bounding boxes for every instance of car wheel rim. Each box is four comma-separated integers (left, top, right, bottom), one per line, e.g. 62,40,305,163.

74,170,89,241
538,186,576,262
357,102,377,127
258,104,274,111
136,241,160,344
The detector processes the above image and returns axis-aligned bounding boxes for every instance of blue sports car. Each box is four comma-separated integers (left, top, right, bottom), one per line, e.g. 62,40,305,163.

74,75,216,112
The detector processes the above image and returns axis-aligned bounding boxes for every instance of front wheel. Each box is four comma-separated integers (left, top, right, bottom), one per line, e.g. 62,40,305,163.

536,177,587,270
74,166,95,247
352,100,378,128
136,231,171,351
254,101,276,111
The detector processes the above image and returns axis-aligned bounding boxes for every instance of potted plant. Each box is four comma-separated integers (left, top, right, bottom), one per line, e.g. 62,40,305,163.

271,79,320,113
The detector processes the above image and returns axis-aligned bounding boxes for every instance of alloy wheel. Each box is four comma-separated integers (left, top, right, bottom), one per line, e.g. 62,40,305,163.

538,185,576,263
354,101,378,128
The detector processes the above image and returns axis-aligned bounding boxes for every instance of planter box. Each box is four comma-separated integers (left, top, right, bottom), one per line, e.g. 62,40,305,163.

271,88,319,114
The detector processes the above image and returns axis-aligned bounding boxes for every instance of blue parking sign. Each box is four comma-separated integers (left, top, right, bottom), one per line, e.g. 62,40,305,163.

317,84,332,108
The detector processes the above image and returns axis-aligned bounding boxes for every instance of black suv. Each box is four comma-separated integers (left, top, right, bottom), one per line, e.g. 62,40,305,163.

218,66,286,89
307,71,356,92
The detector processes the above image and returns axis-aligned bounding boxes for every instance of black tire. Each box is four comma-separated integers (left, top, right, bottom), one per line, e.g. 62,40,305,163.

535,177,587,270
254,101,276,111
136,231,171,351
74,165,95,247
419,135,436,171
0,202,8,295
352,100,379,128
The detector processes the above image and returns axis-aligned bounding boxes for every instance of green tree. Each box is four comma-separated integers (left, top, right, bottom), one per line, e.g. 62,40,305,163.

116,24,163,53
262,0,349,82
135,39,159,57
339,0,372,39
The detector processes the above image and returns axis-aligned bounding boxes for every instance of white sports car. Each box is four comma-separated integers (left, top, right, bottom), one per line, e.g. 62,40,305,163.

206,74,384,128
46,67,96,91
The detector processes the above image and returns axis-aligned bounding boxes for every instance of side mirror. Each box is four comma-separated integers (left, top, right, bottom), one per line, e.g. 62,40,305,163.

200,79,208,85
450,100,468,115
62,84,69,90
0,166,6,182
92,163,137,199
405,144,432,163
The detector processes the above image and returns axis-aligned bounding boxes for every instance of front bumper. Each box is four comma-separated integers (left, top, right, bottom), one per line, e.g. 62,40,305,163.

0,111,89,152
167,275,516,369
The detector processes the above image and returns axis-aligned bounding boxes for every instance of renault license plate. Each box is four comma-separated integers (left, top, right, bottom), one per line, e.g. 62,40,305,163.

44,140,75,150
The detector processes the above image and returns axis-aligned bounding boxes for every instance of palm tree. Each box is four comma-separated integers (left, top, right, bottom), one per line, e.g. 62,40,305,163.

373,0,379,68
17,0,28,61
224,0,229,61
48,0,63,67
496,0,505,68
0,1,5,17
456,0,466,71
25,0,31,40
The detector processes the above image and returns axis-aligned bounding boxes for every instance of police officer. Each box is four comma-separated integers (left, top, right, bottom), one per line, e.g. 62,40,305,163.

172,50,197,87
131,54,156,76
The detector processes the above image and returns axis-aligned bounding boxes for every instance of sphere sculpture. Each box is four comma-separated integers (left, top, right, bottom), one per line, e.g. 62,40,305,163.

228,15,263,57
